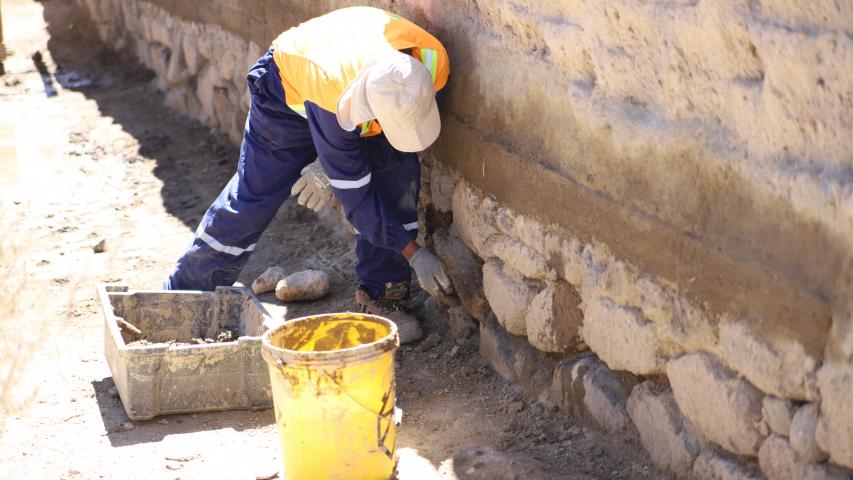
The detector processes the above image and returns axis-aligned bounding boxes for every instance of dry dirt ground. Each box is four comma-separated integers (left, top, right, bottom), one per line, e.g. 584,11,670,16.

0,1,667,478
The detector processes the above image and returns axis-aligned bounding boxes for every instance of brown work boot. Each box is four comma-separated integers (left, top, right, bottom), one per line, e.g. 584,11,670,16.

355,282,423,344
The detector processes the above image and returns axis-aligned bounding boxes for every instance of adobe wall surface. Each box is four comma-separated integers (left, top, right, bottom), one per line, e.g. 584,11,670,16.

78,0,852,478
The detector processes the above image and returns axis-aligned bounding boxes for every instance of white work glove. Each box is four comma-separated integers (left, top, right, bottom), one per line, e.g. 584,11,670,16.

291,161,333,212
409,248,453,297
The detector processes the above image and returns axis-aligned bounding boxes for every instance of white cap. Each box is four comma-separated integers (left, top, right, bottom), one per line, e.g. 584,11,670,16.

337,51,440,152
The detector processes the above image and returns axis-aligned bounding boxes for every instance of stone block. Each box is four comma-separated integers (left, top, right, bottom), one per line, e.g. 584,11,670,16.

434,233,489,321
548,354,594,415
627,381,703,476
815,362,853,469
447,306,477,340
479,312,556,400
790,403,828,463
693,450,763,480
762,396,798,437
581,361,636,433
486,236,551,280
580,244,717,356
643,281,718,355
195,26,224,62
525,280,583,353
147,43,171,82
558,237,585,286
166,38,190,85
482,260,537,336
451,182,498,258
581,296,665,374
195,63,218,122
212,86,231,130
759,435,851,480
429,161,456,213
513,341,559,401
182,25,204,75
719,320,819,401
549,354,635,432
667,352,767,456
479,312,520,382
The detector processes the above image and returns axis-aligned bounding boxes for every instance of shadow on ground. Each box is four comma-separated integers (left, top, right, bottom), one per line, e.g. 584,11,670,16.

92,377,275,448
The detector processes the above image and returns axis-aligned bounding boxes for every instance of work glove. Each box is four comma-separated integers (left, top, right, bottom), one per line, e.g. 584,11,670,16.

409,248,453,297
291,161,333,212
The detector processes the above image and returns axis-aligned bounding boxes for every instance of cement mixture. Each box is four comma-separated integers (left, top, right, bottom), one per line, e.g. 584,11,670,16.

0,1,666,478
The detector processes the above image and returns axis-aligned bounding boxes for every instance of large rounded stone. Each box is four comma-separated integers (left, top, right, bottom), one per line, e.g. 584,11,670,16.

667,352,767,456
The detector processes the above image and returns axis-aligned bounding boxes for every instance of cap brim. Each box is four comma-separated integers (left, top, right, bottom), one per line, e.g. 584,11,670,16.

337,63,378,132
380,98,441,153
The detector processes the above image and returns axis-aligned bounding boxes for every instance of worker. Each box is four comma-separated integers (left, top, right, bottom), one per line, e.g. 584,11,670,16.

163,7,453,343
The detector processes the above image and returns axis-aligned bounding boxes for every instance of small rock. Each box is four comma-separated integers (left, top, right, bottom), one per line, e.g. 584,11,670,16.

156,419,170,425
275,270,330,302
93,239,107,253
815,362,853,469
427,353,439,360
508,401,525,413
461,366,476,377
415,332,442,352
627,381,703,476
108,386,119,398
251,266,287,295
449,345,460,357
762,396,798,437
759,434,850,480
447,306,477,339
693,449,762,480
414,294,450,326
165,463,183,471
121,422,134,431
790,403,828,462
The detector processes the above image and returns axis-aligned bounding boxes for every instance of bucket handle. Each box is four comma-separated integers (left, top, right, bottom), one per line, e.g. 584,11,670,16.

323,371,397,460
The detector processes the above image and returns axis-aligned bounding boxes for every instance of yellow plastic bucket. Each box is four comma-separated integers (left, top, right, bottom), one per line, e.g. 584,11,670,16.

261,313,399,480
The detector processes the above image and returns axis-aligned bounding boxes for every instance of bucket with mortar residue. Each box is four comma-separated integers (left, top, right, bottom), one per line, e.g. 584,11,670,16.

261,313,399,480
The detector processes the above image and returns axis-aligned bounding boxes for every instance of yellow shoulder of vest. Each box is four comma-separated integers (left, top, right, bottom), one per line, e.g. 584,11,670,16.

272,7,450,132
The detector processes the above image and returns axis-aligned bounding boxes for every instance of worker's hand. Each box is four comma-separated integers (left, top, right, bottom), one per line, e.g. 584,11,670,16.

291,161,333,212
408,248,453,297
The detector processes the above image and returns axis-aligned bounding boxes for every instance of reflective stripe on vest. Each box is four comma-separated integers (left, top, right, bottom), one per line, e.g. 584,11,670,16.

420,48,438,83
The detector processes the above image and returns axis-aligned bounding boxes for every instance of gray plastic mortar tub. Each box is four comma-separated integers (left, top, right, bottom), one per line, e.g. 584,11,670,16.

97,284,276,420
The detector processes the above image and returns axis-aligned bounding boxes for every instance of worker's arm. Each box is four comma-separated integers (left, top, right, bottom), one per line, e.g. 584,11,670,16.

303,101,416,254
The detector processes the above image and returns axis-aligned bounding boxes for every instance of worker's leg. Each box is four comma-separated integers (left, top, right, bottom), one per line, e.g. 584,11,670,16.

165,52,315,290
354,137,421,298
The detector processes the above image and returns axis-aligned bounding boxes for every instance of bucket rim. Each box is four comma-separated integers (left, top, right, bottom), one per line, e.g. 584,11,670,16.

261,312,399,366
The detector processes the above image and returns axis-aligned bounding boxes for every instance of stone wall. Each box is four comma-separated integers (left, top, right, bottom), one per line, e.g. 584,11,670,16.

78,0,852,478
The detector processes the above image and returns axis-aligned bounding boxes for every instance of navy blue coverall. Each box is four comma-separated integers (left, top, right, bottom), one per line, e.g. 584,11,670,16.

164,51,420,298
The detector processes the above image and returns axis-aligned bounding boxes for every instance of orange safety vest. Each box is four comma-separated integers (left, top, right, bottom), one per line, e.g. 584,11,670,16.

271,7,450,138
